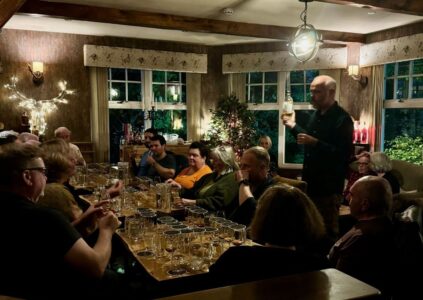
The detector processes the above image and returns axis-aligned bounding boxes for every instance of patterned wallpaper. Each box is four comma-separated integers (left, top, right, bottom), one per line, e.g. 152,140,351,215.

83,45,207,73
360,33,423,67
222,47,347,73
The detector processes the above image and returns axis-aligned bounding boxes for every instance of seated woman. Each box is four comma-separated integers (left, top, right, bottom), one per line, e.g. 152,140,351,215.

258,135,277,175
174,145,239,217
370,152,400,194
208,184,329,285
38,139,122,235
343,151,375,203
166,141,212,189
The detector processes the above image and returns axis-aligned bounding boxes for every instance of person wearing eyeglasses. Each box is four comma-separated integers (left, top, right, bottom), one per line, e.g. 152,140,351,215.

0,143,125,299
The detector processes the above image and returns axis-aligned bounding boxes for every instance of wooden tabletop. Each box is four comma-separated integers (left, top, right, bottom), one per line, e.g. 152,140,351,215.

156,268,381,300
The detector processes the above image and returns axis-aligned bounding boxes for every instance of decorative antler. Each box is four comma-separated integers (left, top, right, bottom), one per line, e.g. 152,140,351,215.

4,76,75,135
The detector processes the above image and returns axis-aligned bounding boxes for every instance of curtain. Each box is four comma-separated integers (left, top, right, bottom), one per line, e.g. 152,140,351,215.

89,67,109,162
369,65,384,151
186,73,201,141
228,73,246,102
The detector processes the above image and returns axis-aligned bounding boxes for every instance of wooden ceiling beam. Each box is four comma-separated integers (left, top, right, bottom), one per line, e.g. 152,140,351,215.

18,0,365,43
0,0,26,28
315,0,423,16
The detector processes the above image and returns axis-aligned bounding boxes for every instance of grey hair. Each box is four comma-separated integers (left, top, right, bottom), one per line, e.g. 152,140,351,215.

211,145,239,171
370,152,392,173
244,146,270,169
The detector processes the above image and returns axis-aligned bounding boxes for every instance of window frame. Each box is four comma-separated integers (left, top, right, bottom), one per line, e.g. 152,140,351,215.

108,68,145,109
382,59,423,150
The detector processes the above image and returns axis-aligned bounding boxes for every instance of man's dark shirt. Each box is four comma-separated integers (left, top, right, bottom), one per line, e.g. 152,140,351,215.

291,102,353,196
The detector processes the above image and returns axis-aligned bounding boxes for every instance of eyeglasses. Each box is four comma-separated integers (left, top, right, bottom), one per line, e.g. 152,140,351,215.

25,167,48,176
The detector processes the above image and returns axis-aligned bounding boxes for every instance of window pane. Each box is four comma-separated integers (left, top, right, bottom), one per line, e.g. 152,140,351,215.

253,110,279,163
166,85,180,103
128,83,142,101
154,110,187,140
398,61,410,76
305,70,319,83
181,73,186,84
250,86,263,103
167,72,180,83
111,68,125,80
384,79,394,100
127,69,141,81
413,59,423,74
291,85,305,102
412,76,423,98
153,71,165,83
264,85,277,103
285,110,313,163
397,78,409,99
385,63,395,77
153,84,165,103
265,72,277,83
305,84,312,102
110,82,126,101
250,72,263,84
384,108,423,146
290,71,304,84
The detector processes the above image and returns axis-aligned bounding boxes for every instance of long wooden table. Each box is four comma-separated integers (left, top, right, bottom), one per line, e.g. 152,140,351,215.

156,268,381,300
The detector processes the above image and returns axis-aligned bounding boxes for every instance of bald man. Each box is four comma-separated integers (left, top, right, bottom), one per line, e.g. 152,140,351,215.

328,176,396,296
282,75,353,239
54,126,86,166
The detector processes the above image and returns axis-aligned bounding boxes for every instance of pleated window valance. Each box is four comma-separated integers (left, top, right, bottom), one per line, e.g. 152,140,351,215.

222,47,347,74
360,33,423,67
83,45,207,73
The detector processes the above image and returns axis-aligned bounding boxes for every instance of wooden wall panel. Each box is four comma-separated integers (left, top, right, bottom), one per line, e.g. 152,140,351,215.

0,29,207,141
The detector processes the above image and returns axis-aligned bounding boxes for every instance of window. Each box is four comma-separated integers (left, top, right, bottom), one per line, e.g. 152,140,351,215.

153,71,186,104
383,59,423,154
246,70,318,166
246,72,278,104
107,68,188,162
108,68,144,109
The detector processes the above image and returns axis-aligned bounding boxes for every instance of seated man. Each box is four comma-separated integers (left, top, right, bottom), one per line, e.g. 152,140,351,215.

145,135,176,182
228,146,278,226
131,127,157,177
54,126,86,166
328,175,397,297
0,143,123,299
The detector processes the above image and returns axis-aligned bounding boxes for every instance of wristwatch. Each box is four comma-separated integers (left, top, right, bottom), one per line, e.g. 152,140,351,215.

239,178,250,186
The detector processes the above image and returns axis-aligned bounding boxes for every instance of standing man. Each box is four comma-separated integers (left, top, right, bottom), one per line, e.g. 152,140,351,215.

282,75,353,239
54,126,86,166
131,127,158,177
146,135,176,182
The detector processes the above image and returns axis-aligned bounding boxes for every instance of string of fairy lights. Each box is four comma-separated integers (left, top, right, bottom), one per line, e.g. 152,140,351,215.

4,76,75,135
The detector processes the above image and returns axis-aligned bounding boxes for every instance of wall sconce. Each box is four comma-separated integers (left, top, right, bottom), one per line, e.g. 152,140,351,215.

28,61,44,85
348,65,368,87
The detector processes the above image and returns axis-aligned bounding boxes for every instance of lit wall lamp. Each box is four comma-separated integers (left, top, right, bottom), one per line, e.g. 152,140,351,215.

348,65,368,87
28,61,44,85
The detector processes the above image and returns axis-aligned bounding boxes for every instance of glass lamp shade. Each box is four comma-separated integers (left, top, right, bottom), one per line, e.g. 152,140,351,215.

289,23,322,63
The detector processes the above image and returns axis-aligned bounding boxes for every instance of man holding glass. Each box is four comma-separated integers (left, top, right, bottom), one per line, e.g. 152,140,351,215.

0,143,124,299
281,75,353,240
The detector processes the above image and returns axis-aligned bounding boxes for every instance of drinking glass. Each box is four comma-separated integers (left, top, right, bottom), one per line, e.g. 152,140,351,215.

163,229,186,276
230,224,247,246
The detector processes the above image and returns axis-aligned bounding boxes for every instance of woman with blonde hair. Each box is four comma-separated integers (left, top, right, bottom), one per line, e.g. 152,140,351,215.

209,184,329,285
175,145,239,216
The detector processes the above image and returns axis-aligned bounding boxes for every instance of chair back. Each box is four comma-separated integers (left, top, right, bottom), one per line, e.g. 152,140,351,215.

272,175,307,193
